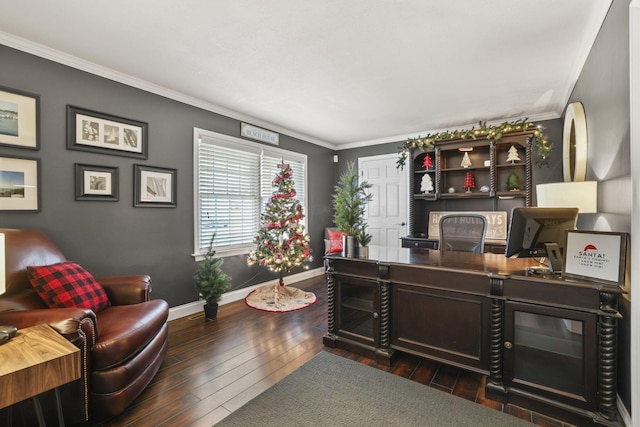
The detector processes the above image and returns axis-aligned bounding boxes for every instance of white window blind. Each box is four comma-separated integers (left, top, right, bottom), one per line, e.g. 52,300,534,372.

197,138,260,251
195,129,307,256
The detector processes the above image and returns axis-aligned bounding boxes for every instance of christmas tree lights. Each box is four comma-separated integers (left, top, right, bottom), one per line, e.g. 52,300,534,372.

247,162,312,283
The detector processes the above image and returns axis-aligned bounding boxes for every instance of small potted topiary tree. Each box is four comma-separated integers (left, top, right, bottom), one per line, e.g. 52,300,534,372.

195,233,232,320
332,161,373,257
355,225,372,258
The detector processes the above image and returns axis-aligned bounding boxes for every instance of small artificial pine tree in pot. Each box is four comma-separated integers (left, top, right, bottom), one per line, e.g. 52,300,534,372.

355,225,372,258
195,233,232,320
332,161,373,256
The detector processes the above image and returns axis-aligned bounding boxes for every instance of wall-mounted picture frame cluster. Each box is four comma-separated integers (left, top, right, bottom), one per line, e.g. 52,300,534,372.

0,85,178,210
66,105,176,207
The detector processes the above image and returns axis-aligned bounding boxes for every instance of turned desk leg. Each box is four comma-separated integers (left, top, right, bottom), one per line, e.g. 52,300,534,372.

322,259,337,346
598,314,618,421
489,297,504,389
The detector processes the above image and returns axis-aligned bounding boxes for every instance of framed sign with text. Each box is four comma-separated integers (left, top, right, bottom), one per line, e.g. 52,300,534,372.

563,230,629,287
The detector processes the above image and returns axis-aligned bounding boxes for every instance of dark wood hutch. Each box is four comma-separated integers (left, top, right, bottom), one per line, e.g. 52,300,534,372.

402,130,535,251
323,247,623,426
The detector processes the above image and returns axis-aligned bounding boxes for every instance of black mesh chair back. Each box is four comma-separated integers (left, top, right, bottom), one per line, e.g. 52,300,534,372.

438,214,487,253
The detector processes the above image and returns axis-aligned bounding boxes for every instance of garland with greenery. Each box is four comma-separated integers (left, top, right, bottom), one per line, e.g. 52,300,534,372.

396,119,551,169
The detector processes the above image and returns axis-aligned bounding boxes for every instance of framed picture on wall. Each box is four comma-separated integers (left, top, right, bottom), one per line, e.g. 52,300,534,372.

66,105,148,159
0,155,40,211
75,163,119,201
134,164,176,207
0,86,40,150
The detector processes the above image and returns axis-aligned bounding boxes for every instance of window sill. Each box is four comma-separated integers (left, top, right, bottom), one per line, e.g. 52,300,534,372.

192,246,251,261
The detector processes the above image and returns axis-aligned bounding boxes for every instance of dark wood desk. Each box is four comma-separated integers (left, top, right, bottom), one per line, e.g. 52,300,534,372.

323,247,623,427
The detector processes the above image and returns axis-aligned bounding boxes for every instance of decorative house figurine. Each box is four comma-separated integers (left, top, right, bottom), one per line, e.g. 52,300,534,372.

422,154,433,169
506,145,521,163
463,171,476,193
420,173,433,193
461,152,472,168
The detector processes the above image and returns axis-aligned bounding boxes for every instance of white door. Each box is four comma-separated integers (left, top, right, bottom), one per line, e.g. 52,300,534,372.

358,154,408,248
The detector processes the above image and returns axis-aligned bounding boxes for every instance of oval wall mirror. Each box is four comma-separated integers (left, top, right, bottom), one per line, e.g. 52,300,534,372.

562,102,587,182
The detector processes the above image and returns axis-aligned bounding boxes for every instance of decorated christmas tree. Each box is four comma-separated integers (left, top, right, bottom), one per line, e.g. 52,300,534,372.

506,145,521,163
422,154,433,169
463,171,476,193
247,162,316,311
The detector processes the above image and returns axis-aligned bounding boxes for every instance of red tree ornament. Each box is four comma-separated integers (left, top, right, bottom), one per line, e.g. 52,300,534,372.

422,154,433,169
463,171,476,193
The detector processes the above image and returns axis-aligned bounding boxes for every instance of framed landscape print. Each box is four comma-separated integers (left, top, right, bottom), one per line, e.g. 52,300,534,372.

67,105,148,159
134,164,176,207
0,155,40,211
75,163,119,201
0,86,39,150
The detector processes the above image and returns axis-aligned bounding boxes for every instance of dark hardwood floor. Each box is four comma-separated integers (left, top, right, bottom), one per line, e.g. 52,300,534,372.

87,275,576,427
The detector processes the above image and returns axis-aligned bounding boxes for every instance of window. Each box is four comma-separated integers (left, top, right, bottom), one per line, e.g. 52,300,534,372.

194,128,307,257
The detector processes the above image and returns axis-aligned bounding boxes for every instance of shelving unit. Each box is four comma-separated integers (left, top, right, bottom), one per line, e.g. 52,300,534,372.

404,131,534,250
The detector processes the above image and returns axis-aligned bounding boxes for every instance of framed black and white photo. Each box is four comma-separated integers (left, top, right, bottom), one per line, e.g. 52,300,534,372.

0,155,40,211
0,86,39,150
563,230,629,287
75,163,119,201
67,105,148,159
134,164,176,207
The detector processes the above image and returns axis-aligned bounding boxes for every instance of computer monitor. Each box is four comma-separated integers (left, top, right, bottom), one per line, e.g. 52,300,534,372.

505,207,579,272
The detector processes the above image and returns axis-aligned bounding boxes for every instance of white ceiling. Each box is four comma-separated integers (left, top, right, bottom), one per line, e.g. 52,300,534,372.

0,0,611,150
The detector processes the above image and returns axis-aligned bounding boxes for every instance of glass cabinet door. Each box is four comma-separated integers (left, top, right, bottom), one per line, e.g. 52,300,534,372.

504,302,597,408
336,277,378,345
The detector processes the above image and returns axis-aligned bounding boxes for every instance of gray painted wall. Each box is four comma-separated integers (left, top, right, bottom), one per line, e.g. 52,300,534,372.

566,0,631,411
0,45,335,308
569,0,631,234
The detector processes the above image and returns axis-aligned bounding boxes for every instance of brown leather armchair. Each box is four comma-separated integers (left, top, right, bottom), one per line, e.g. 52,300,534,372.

0,229,169,424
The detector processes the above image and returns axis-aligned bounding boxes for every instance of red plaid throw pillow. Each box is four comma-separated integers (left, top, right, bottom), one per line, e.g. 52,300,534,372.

27,261,110,313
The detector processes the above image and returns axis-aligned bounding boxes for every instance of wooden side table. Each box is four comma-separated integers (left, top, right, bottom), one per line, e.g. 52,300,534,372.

0,323,81,426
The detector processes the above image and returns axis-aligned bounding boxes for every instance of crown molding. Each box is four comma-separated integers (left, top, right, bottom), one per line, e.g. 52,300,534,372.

337,111,561,151
0,31,337,151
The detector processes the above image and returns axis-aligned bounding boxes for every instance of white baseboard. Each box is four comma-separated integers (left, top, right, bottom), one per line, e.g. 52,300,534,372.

168,267,324,321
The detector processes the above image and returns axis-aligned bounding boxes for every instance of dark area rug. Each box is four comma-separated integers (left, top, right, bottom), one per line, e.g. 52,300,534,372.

216,351,531,426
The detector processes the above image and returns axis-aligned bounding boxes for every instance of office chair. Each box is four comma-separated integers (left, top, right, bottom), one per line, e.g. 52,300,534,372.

438,214,487,253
